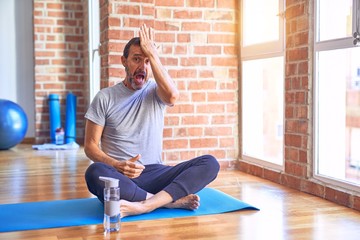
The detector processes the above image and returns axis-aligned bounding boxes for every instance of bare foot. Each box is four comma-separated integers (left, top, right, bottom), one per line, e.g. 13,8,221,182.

164,194,200,210
119,194,200,218
120,200,149,218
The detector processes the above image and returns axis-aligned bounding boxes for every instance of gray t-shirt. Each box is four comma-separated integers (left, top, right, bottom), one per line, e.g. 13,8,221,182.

85,79,166,165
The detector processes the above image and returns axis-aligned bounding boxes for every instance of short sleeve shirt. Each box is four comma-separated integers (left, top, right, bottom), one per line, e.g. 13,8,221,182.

85,79,166,165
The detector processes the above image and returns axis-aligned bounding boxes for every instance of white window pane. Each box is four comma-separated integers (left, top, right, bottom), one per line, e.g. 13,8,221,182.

316,47,360,185
317,0,353,42
242,57,284,165
243,0,280,46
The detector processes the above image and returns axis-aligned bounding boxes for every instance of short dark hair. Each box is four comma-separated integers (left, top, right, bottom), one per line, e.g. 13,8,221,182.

123,37,140,58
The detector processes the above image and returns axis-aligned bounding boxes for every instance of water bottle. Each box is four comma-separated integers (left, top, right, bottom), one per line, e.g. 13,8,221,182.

99,176,121,233
55,127,64,145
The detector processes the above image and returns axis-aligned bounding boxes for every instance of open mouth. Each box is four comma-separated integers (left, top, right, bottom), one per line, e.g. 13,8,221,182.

134,72,146,85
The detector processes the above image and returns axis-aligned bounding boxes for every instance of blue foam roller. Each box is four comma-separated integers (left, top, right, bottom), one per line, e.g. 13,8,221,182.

48,94,61,144
65,92,77,143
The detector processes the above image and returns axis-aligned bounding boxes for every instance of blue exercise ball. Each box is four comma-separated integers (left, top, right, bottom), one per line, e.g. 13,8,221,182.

0,99,28,150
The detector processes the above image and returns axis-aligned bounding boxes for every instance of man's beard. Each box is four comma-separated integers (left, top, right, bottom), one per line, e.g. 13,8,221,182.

126,67,147,90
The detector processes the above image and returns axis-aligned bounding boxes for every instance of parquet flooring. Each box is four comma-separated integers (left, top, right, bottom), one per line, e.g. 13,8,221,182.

0,144,360,239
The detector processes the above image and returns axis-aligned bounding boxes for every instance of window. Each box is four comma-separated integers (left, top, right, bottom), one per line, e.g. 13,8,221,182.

241,0,285,168
314,0,360,188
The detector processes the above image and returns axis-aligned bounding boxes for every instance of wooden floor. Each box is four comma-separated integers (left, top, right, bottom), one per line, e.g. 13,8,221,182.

1,145,360,240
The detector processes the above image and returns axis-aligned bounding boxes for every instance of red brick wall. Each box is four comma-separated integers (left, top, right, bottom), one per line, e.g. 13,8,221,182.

33,0,239,163
99,0,239,165
33,0,86,143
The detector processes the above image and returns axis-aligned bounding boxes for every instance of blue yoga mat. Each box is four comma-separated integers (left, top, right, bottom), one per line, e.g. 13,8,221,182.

0,188,258,232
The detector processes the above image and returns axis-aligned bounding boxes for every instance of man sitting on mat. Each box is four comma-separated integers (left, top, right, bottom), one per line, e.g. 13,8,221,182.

84,24,220,217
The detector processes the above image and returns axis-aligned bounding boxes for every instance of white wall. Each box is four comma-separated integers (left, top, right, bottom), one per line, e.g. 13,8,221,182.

0,0,35,138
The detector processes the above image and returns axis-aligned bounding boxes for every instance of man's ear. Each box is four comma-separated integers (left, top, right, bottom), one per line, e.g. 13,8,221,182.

121,56,127,68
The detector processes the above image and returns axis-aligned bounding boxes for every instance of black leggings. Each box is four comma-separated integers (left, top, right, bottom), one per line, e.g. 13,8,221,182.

85,154,220,203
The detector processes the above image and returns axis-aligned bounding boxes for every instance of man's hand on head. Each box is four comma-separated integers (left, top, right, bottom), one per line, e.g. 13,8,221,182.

139,24,158,58
113,154,145,178
138,23,178,105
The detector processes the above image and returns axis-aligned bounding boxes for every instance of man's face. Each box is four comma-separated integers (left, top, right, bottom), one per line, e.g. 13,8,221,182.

122,44,152,90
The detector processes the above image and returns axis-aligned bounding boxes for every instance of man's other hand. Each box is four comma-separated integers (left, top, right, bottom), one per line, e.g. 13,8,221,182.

114,154,145,178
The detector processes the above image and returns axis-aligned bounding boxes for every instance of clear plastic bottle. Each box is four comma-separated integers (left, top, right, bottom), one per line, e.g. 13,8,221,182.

55,127,64,145
99,176,120,233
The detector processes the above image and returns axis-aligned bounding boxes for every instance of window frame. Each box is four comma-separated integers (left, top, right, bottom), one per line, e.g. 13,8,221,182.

240,0,286,170
313,0,360,191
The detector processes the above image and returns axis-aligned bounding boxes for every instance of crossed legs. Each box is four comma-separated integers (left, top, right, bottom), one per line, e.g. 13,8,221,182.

85,155,220,217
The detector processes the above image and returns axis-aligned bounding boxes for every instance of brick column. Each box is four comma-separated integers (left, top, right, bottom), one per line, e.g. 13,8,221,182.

284,0,311,188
